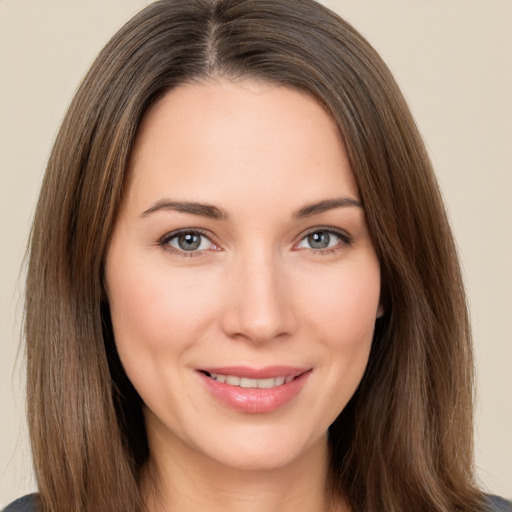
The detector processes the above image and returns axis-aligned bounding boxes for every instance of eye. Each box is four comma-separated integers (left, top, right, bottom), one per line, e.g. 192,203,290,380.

295,229,350,252
161,230,217,254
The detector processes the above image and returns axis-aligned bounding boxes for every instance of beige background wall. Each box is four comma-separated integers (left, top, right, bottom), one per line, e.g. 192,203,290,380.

1,0,511,506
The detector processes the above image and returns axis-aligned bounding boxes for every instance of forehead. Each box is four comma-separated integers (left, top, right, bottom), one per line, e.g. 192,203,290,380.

123,79,359,214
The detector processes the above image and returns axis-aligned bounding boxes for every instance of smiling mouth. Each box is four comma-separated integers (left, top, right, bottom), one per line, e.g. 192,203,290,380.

198,367,312,413
200,371,297,388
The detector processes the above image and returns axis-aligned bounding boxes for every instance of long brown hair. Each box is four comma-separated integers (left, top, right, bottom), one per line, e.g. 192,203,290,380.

25,1,486,511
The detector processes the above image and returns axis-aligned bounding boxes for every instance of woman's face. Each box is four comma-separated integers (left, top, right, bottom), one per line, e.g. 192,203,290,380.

105,79,382,471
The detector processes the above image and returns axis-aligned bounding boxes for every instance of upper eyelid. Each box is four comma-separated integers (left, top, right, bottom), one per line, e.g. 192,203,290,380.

300,226,348,236
297,226,351,241
160,228,214,244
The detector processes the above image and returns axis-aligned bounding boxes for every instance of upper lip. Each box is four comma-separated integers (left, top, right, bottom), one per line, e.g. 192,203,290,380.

197,366,311,379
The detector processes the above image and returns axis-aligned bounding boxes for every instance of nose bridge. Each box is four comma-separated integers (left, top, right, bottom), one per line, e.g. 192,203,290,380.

222,244,296,342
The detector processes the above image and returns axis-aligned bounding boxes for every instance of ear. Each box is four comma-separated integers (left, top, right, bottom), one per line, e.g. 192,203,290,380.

376,304,384,318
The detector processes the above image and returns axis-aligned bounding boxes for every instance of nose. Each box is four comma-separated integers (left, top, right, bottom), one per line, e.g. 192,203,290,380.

220,249,297,343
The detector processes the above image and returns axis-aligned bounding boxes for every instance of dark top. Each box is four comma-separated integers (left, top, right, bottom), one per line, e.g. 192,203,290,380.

3,493,512,511
3,494,36,512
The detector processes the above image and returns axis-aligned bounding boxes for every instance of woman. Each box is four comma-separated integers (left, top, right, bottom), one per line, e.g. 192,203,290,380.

4,0,511,511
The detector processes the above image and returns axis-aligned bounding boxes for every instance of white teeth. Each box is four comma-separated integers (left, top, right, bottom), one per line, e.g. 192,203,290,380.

208,373,294,388
240,378,258,388
257,377,276,389
225,375,241,386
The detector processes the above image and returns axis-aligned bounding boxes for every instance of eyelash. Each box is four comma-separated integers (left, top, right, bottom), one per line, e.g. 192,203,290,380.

158,228,217,258
158,227,352,257
296,227,352,255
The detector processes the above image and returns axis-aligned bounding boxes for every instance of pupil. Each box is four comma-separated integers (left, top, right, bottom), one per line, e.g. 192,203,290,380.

308,232,330,249
178,233,201,251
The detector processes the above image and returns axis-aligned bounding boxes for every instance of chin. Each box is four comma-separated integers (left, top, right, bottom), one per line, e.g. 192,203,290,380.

188,421,329,473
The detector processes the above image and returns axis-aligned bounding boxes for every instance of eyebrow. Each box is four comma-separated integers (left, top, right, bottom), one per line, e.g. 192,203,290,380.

141,200,228,220
293,197,363,218
141,196,362,220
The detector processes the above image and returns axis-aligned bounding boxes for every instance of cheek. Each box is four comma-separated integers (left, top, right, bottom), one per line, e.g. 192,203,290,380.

105,254,222,377
295,260,380,413
299,259,381,344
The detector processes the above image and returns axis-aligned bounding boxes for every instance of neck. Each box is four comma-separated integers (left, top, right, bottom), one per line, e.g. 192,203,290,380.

143,433,345,512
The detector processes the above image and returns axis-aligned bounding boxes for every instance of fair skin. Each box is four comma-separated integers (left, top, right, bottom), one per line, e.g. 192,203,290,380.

105,79,382,512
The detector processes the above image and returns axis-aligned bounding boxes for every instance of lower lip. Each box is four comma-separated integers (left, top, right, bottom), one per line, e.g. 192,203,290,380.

198,371,311,413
